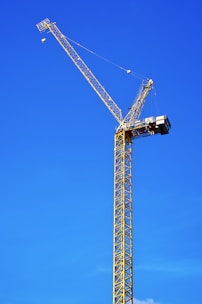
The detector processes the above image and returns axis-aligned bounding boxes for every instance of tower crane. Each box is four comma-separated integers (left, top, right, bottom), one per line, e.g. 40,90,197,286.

36,18,171,304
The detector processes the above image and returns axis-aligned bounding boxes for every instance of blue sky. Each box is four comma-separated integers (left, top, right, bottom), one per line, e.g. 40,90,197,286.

0,1,202,304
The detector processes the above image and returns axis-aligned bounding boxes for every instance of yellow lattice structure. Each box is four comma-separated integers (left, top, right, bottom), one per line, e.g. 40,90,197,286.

113,130,133,303
36,18,171,304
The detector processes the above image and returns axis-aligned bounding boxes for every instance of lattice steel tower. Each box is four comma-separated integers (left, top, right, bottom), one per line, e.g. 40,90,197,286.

36,18,171,304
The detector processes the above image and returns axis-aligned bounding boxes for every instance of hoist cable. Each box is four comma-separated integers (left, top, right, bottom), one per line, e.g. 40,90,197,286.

65,35,148,81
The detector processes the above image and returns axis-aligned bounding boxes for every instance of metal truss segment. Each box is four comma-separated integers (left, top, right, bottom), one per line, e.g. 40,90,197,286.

113,130,133,304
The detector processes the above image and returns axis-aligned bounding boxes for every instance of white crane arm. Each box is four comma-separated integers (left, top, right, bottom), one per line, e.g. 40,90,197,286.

36,18,123,124
123,79,153,124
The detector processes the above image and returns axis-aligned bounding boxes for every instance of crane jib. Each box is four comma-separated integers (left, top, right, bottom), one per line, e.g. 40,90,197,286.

36,18,123,124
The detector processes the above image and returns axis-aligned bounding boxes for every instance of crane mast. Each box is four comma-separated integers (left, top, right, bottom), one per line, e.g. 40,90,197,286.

113,129,133,303
36,18,171,304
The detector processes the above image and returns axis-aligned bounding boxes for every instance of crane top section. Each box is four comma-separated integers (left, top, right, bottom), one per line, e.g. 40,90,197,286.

36,18,171,137
36,18,50,32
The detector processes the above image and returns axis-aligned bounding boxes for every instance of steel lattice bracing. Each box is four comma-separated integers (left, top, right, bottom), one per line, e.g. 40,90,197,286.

36,18,123,124
36,18,171,304
113,130,133,304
